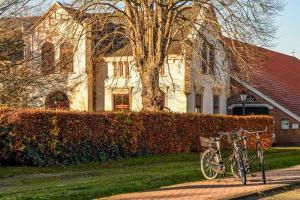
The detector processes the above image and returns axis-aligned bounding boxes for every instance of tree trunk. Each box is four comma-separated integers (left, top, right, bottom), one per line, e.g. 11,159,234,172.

140,62,164,111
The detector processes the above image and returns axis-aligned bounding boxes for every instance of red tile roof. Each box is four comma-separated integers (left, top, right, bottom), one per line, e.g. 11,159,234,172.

251,48,300,117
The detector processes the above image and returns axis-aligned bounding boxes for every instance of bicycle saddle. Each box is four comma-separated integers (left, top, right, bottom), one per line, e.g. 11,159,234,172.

209,137,221,142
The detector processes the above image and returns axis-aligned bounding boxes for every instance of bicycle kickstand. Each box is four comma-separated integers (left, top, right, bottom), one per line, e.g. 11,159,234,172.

218,174,227,183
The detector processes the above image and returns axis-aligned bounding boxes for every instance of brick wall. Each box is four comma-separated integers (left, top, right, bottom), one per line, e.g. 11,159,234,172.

228,80,300,146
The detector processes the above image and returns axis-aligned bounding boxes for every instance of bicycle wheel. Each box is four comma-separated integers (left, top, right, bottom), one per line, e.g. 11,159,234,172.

235,151,247,185
258,149,266,184
200,149,219,180
230,158,239,178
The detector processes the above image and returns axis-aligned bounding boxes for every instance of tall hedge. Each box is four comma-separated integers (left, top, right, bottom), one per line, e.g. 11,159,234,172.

0,108,274,166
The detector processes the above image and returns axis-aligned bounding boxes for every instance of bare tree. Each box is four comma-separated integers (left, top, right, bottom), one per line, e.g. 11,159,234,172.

70,0,283,111
0,0,283,111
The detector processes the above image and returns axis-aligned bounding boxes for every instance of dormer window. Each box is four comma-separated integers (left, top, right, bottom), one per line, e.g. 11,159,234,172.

113,61,130,78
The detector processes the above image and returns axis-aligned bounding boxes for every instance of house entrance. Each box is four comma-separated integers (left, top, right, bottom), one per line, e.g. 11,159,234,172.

232,106,269,115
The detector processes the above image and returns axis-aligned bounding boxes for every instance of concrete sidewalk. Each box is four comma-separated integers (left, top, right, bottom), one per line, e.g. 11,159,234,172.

99,165,300,200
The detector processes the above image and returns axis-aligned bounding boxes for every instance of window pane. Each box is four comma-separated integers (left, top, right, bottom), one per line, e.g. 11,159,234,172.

114,94,130,110
209,44,215,75
213,95,219,114
60,42,73,73
113,62,117,77
124,61,129,78
281,119,289,130
118,61,123,77
202,42,208,73
195,94,202,112
42,42,55,75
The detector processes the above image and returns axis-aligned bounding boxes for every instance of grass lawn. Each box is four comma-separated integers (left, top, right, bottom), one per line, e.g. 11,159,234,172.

1,147,300,200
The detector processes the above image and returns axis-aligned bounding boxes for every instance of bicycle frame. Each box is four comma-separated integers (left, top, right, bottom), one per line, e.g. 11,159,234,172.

242,132,263,172
210,137,241,175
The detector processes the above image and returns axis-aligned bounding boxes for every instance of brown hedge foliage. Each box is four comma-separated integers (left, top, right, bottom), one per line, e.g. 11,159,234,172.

0,108,274,166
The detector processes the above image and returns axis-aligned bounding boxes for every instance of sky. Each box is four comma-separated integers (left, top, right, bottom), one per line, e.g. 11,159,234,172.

273,0,300,58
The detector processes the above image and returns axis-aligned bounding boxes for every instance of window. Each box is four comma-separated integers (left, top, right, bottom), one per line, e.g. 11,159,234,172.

195,93,202,112
45,91,70,110
124,61,130,78
209,44,215,75
41,42,55,75
113,61,130,78
292,124,299,129
113,61,118,77
201,42,208,73
118,61,124,76
213,95,220,114
60,42,74,73
281,119,289,130
202,42,216,75
114,94,130,110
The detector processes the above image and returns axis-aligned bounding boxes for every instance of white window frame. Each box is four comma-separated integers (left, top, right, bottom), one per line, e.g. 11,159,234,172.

281,119,290,130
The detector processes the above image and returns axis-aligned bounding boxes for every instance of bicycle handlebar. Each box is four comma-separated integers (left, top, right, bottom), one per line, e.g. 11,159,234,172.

240,127,268,135
218,131,232,137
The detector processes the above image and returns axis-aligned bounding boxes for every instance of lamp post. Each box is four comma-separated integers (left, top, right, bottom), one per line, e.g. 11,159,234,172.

240,91,247,115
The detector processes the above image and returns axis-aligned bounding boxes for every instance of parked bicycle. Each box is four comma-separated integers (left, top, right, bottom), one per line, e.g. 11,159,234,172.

200,132,247,185
232,128,268,184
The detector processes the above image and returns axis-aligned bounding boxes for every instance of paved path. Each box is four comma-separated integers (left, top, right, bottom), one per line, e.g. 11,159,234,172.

99,165,300,200
261,187,300,200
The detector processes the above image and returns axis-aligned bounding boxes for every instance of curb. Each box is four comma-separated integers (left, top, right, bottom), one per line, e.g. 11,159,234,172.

224,182,300,200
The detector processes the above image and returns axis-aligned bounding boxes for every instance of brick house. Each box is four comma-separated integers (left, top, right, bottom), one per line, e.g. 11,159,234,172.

228,48,300,145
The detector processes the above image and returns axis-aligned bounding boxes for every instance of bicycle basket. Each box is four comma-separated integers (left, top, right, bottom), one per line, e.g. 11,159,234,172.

227,133,239,143
200,137,211,148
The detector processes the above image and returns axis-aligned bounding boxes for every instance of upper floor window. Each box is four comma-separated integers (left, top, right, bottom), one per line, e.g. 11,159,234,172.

113,61,129,78
209,44,215,75
201,42,208,73
195,93,203,113
201,41,216,75
60,42,74,73
281,119,289,130
213,95,220,114
41,42,55,75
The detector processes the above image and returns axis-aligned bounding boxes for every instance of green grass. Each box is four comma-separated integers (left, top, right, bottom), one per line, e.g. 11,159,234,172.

1,147,300,200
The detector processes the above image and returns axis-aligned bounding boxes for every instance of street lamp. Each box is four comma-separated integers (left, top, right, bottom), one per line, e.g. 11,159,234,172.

240,91,247,115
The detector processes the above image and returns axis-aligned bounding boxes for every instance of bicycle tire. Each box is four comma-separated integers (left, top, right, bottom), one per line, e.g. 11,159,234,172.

200,149,219,180
259,149,266,184
236,151,247,185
